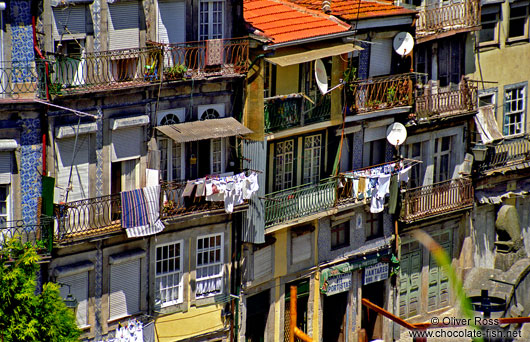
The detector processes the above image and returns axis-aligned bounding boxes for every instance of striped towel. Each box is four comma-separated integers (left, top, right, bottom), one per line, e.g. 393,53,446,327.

123,185,165,238
121,189,149,229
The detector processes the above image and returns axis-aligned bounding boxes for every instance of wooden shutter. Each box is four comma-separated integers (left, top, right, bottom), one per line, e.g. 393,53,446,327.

108,2,139,50
58,272,89,327
0,152,11,184
109,258,141,320
111,127,142,162
254,245,272,279
291,233,311,264
56,136,90,202
158,0,186,44
428,230,452,311
52,7,87,40
399,247,422,318
369,39,392,77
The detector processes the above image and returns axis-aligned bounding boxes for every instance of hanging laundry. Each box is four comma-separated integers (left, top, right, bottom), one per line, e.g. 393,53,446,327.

182,181,195,197
358,177,366,200
125,185,165,238
399,166,412,183
121,189,149,229
388,174,399,215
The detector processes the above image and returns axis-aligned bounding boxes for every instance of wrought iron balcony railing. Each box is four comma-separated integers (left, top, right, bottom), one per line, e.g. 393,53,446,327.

38,38,249,96
416,0,480,38
0,60,40,98
264,93,331,133
264,178,337,228
415,80,478,120
346,73,414,115
55,181,247,242
0,218,54,253
400,177,473,223
477,137,530,172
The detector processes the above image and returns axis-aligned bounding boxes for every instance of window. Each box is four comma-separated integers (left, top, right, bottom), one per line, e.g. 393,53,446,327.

405,142,424,188
365,213,383,240
291,231,311,264
0,185,8,226
438,38,463,87
211,138,225,174
303,134,321,185
508,2,529,40
199,0,224,41
274,139,295,191
433,136,452,182
0,152,11,226
58,272,89,328
109,256,141,320
111,158,138,194
196,234,223,298
159,138,184,181
331,221,350,250
480,5,500,45
504,85,526,136
479,91,496,108
156,242,183,307
264,62,276,98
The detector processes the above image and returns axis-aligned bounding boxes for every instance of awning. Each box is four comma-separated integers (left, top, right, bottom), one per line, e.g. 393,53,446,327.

474,105,504,144
51,0,94,7
56,122,98,139
265,42,362,67
0,139,18,151
111,115,150,130
156,117,253,143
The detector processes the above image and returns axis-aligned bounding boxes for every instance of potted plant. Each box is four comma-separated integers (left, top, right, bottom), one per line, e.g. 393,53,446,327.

164,64,188,80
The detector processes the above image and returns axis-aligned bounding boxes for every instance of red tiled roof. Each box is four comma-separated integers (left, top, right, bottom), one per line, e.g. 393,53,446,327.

286,0,416,20
244,0,351,44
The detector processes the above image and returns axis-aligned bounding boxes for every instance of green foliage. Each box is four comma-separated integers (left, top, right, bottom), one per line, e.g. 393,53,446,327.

164,64,188,78
0,238,81,342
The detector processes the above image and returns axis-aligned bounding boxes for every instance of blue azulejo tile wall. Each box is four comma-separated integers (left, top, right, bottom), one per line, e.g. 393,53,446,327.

9,0,35,83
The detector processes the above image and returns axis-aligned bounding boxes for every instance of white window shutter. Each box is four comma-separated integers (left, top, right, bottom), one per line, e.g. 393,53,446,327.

111,127,142,162
0,152,11,184
52,7,87,40
369,38,393,77
253,245,272,279
109,259,141,320
56,136,90,202
158,1,186,44
291,233,311,264
58,272,89,327
108,2,140,50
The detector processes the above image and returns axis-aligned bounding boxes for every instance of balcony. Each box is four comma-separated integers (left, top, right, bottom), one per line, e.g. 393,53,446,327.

400,177,473,223
264,178,337,228
0,60,40,99
264,93,331,133
0,218,54,253
477,137,530,173
39,38,249,96
415,80,478,120
346,74,413,115
416,0,480,40
55,180,247,243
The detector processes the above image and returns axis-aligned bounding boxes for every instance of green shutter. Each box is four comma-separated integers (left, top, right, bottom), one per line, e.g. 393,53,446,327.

400,243,422,318
427,230,452,312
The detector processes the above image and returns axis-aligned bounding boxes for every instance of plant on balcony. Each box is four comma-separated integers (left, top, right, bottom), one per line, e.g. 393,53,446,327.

162,200,176,215
387,86,397,103
48,82,64,95
164,64,188,80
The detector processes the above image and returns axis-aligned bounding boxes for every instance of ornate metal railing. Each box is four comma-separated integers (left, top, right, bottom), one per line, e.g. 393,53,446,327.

479,137,530,171
0,60,41,98
0,218,54,253
415,80,478,120
416,0,480,37
264,93,331,133
346,73,413,115
39,38,249,95
265,178,337,227
55,193,122,242
400,177,473,223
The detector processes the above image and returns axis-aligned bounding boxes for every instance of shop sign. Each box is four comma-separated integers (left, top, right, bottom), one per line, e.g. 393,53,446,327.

363,262,389,285
325,273,352,296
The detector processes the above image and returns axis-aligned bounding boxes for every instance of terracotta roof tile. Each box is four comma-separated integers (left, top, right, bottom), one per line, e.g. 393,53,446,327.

286,0,416,20
244,0,351,44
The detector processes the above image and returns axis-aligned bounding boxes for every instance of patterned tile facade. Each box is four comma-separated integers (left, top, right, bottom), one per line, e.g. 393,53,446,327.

9,0,35,83
352,130,364,169
17,118,42,226
358,41,370,80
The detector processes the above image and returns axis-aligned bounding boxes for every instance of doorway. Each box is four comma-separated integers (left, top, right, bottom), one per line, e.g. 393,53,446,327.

361,281,385,341
246,290,270,342
323,291,348,342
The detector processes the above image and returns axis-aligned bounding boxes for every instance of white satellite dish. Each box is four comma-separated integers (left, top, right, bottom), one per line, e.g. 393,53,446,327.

393,32,414,56
315,59,328,95
386,122,407,146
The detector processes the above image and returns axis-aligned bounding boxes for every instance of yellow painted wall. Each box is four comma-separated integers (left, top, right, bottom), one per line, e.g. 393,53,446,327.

244,56,265,141
470,2,530,133
155,305,226,342
274,230,288,278
276,64,299,95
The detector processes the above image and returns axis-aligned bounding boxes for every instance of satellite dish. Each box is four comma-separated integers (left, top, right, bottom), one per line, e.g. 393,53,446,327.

315,59,328,95
386,122,407,146
393,32,414,56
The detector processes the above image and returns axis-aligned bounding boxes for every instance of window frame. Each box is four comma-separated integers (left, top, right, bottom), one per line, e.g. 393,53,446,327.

365,213,383,240
0,184,10,227
196,233,224,299
503,83,527,137
272,138,296,192
433,136,453,183
507,1,530,42
155,240,184,307
158,137,185,182
479,5,501,47
302,133,322,185
330,220,350,250
198,0,225,41
210,137,226,175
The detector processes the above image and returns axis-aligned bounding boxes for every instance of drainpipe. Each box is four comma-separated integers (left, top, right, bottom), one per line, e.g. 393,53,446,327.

0,2,5,94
